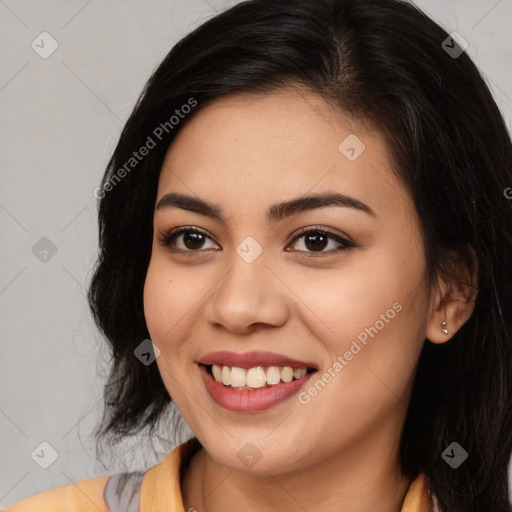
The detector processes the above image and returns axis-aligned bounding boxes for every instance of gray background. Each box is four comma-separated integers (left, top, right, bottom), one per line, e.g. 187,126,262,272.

1,0,511,507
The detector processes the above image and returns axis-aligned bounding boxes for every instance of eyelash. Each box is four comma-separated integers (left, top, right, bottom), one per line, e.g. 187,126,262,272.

157,225,356,257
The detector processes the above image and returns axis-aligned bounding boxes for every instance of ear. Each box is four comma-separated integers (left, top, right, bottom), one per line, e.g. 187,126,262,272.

425,245,479,344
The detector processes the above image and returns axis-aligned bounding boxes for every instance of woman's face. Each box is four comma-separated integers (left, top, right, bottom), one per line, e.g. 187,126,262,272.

144,88,432,475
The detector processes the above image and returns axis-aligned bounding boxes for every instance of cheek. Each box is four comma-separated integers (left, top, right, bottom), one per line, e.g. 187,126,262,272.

296,260,412,350
296,290,426,455
143,257,197,405
143,261,169,339
304,243,428,387
143,255,195,348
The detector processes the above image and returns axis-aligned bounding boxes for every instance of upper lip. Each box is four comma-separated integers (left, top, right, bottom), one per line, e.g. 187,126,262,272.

198,351,318,370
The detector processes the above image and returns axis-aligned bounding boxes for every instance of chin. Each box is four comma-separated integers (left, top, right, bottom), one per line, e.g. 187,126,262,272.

204,438,312,476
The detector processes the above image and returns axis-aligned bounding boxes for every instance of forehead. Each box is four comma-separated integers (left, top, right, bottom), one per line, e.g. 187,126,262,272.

156,88,415,226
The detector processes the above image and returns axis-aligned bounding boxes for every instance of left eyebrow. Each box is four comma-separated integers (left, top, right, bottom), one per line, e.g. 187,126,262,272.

155,191,376,223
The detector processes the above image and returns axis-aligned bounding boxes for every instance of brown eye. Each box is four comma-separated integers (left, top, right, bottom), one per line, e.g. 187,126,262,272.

182,232,207,250
303,233,329,252
158,227,218,252
287,227,355,255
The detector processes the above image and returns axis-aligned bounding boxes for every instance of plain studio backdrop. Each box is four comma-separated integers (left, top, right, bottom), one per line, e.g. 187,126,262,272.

1,0,511,507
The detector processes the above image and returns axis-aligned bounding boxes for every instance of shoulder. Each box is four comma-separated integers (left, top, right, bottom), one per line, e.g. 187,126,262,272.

2,470,148,512
3,438,202,512
2,475,110,512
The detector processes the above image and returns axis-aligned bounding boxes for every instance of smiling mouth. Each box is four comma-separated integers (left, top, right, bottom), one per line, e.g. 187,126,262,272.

203,363,317,390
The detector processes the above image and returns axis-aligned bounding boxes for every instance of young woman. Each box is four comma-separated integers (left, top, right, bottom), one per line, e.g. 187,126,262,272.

5,0,512,511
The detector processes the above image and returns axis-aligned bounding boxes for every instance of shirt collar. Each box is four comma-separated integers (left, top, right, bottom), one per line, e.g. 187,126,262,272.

139,437,434,511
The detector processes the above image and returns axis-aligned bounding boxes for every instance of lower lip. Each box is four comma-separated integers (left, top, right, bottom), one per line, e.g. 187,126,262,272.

199,364,315,412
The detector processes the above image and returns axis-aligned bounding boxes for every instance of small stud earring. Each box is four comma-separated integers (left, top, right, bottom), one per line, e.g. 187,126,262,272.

441,321,449,335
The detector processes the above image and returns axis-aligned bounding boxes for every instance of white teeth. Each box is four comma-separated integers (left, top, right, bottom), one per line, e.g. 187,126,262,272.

230,366,247,388
221,366,231,386
280,367,294,383
209,364,311,388
293,367,307,379
246,367,267,388
266,366,281,385
212,364,222,382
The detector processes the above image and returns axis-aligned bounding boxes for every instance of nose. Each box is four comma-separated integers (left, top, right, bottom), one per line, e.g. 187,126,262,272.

205,248,290,335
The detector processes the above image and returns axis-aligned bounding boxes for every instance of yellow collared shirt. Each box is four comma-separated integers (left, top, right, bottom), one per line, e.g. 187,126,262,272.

3,438,436,511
